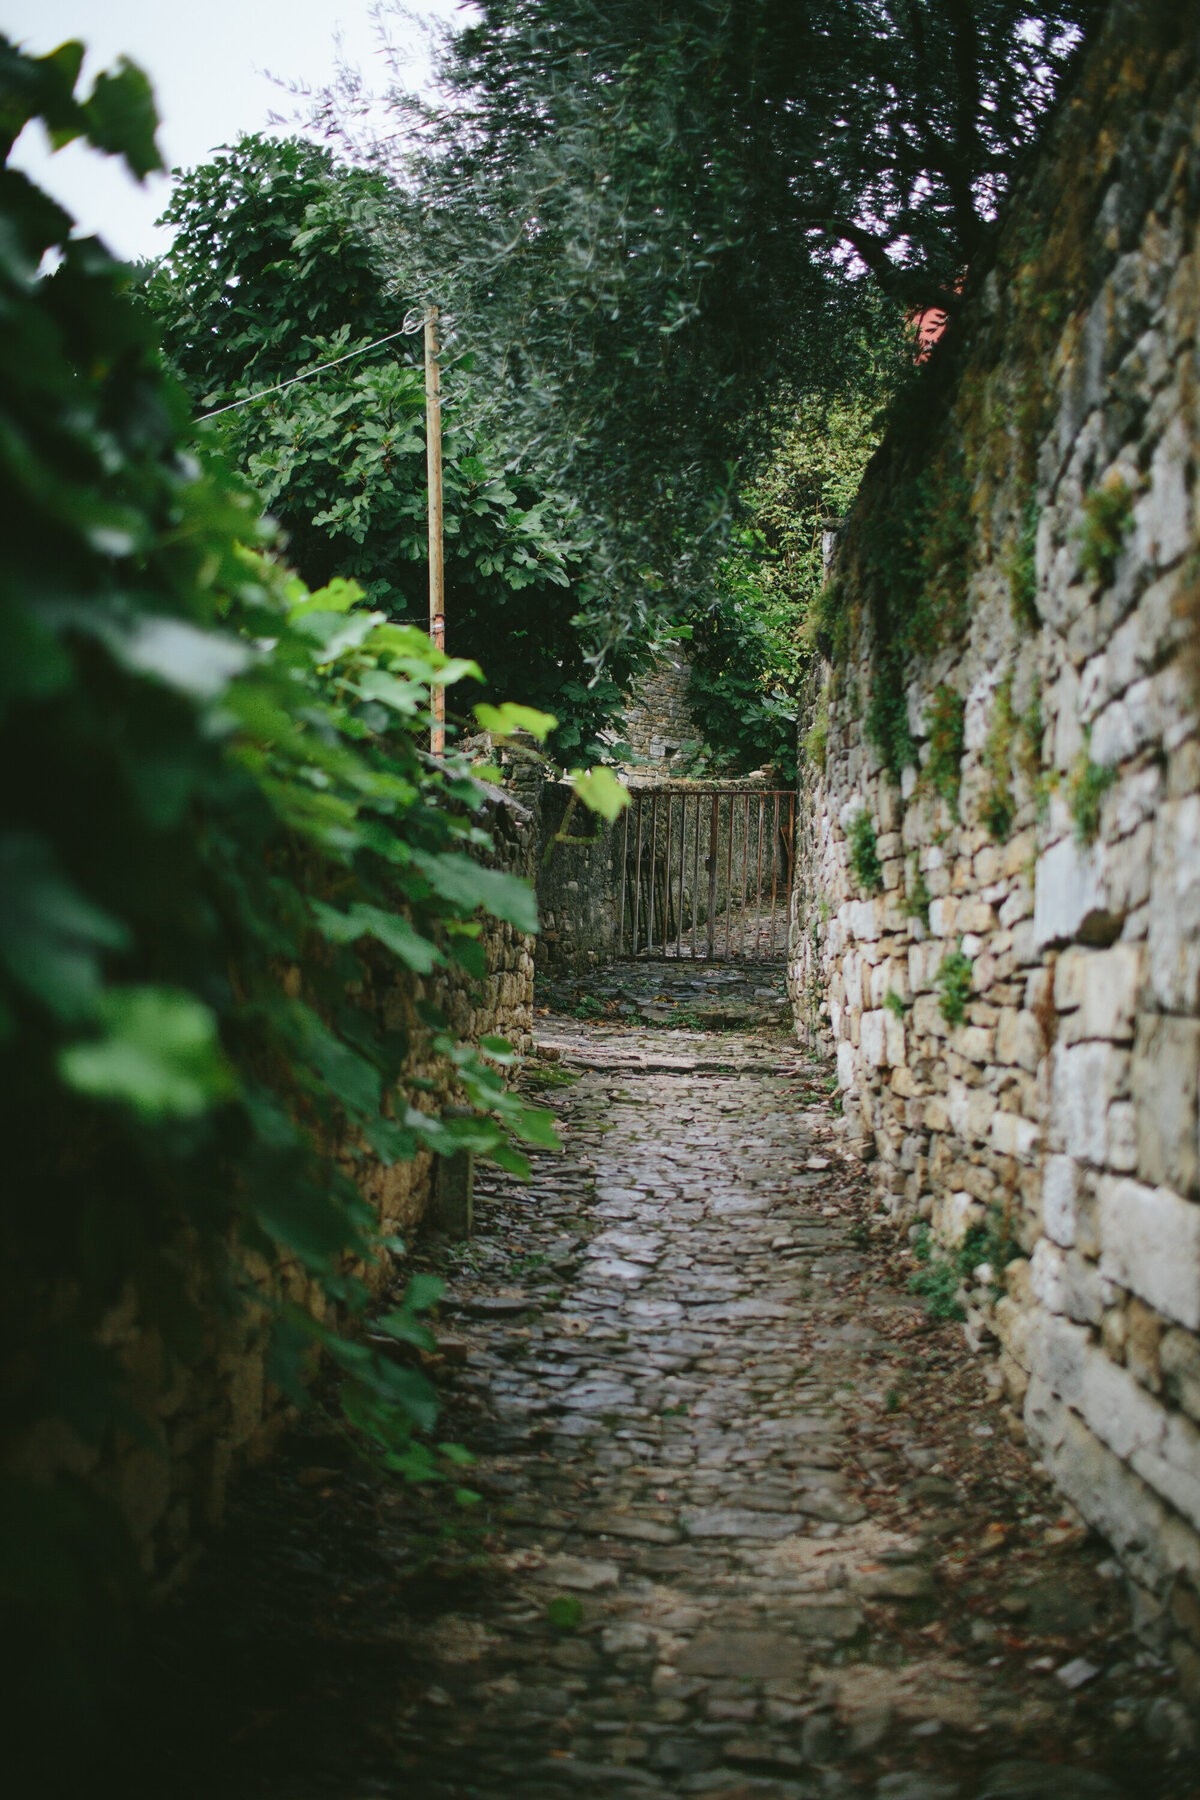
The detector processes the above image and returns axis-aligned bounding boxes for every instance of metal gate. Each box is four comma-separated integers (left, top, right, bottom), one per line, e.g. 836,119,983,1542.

618,786,796,961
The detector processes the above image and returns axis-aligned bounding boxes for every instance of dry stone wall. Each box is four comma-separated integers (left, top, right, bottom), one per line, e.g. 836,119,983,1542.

789,1,1200,1699
620,649,701,770
7,794,536,1589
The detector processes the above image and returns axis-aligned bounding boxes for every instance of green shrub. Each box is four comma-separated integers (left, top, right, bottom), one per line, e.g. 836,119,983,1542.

848,809,883,894
909,1256,965,1321
0,38,578,1746
936,945,973,1026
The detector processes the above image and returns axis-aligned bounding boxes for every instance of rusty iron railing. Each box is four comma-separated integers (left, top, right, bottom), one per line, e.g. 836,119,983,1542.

618,786,796,961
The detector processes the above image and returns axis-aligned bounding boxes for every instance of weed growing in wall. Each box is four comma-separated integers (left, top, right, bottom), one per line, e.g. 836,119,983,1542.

1008,502,1040,627
909,1209,1015,1321
1076,476,1134,586
979,672,1018,840
903,859,932,928
1069,748,1117,843
883,990,907,1020
803,688,830,770
848,809,883,894
924,685,965,816
936,944,974,1026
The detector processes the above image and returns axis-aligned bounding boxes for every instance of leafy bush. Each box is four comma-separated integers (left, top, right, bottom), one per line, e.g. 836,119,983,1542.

909,1255,965,1321
848,809,883,894
936,946,974,1026
145,133,638,766
0,37,572,1748
684,591,799,779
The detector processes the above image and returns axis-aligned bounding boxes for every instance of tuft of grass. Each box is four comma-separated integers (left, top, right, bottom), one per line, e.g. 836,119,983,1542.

1008,501,1040,627
848,808,883,895
936,944,973,1027
924,684,965,817
883,990,907,1020
909,1257,964,1321
903,858,931,927
1068,749,1116,845
1076,477,1133,586
804,689,830,770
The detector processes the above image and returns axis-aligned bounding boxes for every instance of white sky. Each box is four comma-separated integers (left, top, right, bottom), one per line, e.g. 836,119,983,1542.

4,0,471,260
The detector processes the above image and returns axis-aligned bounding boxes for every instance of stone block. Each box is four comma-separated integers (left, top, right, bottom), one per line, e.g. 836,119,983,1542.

837,1040,857,1092
999,886,1032,928
860,1009,888,1068
1148,795,1200,1012
990,1109,1041,1159
1135,411,1193,571
1161,1329,1200,1423
1030,1240,1112,1324
911,994,947,1039
1060,943,1142,1044
1097,1175,1200,1330
1090,1365,1200,1535
1030,1238,1068,1314
1054,945,1088,1011
1126,1298,1163,1393
1034,836,1120,950
1026,1378,1200,1599
1107,820,1155,917
995,1008,1043,1071
928,896,958,937
957,1024,994,1063
1003,829,1038,878
1131,1013,1200,1195
1108,1100,1139,1171
957,900,998,935
1028,1309,1090,1407
939,1189,985,1246
884,1009,906,1068
1050,1041,1128,1164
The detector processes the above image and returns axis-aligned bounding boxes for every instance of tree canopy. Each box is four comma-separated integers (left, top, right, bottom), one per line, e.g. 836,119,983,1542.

145,134,642,763
322,0,1099,636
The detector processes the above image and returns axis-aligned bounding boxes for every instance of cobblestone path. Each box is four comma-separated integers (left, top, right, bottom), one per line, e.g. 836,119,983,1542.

128,988,1191,1800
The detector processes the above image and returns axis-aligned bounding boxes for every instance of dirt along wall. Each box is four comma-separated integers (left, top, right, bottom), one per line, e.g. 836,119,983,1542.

5,794,536,1590
789,0,1200,1701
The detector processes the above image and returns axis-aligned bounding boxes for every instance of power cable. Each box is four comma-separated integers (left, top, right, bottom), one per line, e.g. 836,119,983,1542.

194,306,430,423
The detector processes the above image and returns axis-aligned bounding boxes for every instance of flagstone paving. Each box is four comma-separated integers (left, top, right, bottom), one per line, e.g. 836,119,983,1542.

124,983,1194,1800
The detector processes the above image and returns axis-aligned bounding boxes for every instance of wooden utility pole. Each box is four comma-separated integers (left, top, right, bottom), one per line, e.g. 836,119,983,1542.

424,305,445,755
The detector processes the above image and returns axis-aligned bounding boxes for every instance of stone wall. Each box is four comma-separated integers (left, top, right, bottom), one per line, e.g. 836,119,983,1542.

6,793,536,1589
620,649,702,770
533,779,622,975
789,0,1200,1696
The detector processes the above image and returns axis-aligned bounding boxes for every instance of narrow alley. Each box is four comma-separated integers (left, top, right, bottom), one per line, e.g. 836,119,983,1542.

125,968,1192,1800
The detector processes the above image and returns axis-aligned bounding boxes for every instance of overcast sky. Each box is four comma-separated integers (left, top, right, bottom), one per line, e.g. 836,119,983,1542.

5,0,470,260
